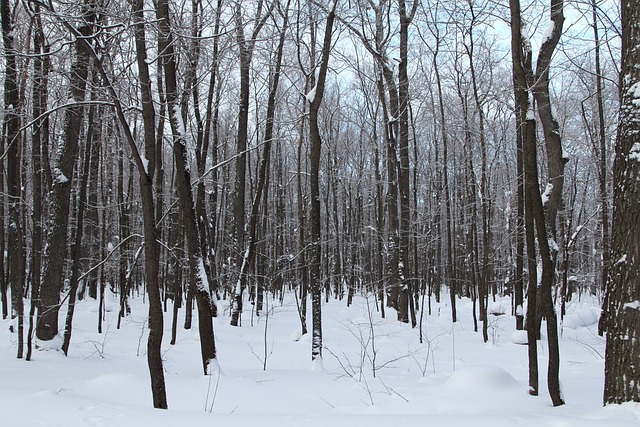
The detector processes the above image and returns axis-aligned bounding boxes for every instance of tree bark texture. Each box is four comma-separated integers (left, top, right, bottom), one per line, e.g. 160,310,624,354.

2,0,25,358
37,4,95,342
603,0,640,405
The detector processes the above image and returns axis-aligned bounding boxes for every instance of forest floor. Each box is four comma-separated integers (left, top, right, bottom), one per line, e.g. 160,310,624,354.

1,288,639,426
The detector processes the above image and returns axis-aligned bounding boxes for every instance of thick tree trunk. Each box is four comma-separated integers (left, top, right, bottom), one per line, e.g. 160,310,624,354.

396,0,417,325
37,5,95,342
603,0,640,404
2,0,25,358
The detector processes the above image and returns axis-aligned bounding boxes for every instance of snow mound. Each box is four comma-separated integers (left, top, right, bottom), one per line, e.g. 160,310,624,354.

510,330,528,345
564,308,599,329
488,301,508,316
290,330,303,342
86,372,137,387
441,366,519,393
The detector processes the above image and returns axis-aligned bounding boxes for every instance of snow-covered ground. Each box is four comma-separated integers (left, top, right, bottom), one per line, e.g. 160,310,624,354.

1,290,639,426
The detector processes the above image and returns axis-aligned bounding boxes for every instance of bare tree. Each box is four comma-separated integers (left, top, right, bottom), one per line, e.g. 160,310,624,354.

308,0,337,362
509,0,565,407
1,0,25,358
230,0,277,326
37,1,96,342
235,0,291,322
157,0,218,375
27,5,50,360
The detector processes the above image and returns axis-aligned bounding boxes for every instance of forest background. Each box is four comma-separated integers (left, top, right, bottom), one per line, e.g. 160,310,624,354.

1,0,637,417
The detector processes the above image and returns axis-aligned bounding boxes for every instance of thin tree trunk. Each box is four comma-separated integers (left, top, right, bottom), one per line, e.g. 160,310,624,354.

308,0,337,362
230,0,276,326
464,8,490,342
26,9,49,360
61,91,100,355
509,0,538,396
433,38,456,323
396,0,417,325
530,0,565,407
234,0,290,327
132,0,167,408
593,0,610,336
197,0,224,300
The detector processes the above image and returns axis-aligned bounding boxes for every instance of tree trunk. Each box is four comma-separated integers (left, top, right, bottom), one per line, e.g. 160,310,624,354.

27,10,49,360
2,0,25,358
61,90,100,355
132,0,167,408
234,0,290,327
603,0,640,404
531,0,565,407
509,0,538,397
37,4,95,342
433,35,456,322
594,0,610,336
230,0,275,326
396,0,417,325
157,0,217,374
308,0,337,362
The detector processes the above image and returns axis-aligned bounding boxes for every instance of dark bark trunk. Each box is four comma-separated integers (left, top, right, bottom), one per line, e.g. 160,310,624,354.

233,0,289,327
157,0,217,374
464,7,490,341
197,0,224,301
308,1,336,361
27,11,49,360
531,0,565,407
37,5,95,342
509,0,538,397
2,0,25,358
296,87,309,336
116,155,132,328
396,0,417,325
230,0,276,326
132,0,167,408
433,39,456,323
594,0,610,336
515,117,525,330
85,99,102,301
603,0,640,404
61,90,100,355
